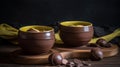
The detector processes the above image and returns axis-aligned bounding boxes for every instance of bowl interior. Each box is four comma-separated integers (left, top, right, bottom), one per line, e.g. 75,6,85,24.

60,21,92,27
19,25,53,32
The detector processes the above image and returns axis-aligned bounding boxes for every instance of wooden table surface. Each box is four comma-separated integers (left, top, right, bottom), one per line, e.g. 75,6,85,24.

0,41,120,67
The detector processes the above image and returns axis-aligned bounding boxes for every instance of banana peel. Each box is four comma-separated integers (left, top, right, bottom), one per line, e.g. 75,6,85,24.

0,23,120,45
55,28,120,44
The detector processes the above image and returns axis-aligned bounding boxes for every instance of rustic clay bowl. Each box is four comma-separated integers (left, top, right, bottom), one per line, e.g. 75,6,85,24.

18,25,55,55
59,21,93,47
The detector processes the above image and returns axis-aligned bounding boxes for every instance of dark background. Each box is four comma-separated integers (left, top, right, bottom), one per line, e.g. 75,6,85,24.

0,0,120,28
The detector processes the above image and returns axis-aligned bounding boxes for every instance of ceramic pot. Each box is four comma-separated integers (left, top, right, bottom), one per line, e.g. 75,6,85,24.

18,25,55,55
59,21,93,47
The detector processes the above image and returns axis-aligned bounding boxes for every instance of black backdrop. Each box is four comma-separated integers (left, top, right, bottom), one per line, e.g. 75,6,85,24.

0,0,120,28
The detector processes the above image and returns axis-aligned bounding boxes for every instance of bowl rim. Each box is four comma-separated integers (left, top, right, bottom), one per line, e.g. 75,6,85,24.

60,21,92,27
19,25,54,33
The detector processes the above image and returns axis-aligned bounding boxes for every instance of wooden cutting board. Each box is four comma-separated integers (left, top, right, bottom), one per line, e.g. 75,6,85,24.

10,45,119,64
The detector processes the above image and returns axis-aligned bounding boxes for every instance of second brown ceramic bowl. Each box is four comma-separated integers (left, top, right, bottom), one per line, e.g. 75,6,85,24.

59,21,94,47
18,25,55,55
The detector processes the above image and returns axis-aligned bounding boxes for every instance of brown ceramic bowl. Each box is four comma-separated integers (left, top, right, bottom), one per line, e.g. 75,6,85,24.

59,21,93,47
18,25,55,55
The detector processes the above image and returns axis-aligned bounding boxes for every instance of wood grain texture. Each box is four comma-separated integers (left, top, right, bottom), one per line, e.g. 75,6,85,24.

10,45,118,64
